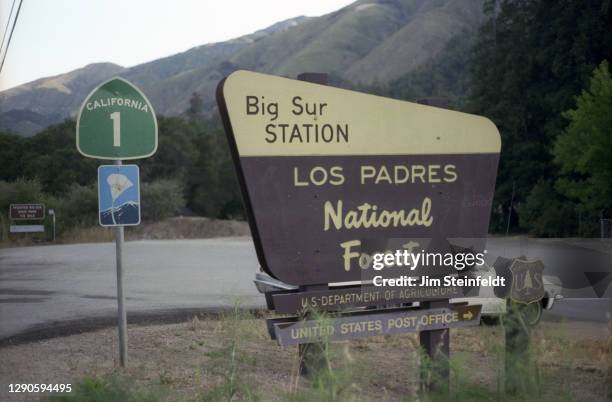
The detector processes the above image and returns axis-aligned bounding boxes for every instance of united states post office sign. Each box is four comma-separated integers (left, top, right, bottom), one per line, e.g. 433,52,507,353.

217,71,501,286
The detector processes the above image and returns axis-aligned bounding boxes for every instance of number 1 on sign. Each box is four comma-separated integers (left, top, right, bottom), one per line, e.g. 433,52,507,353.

110,112,121,147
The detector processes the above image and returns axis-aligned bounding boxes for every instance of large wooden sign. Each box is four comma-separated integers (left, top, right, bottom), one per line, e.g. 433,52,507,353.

217,71,501,286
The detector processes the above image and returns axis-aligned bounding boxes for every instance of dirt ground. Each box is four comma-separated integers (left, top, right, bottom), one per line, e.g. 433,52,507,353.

0,315,610,402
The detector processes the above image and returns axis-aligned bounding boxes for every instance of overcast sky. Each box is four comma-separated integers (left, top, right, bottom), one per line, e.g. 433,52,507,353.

0,0,354,91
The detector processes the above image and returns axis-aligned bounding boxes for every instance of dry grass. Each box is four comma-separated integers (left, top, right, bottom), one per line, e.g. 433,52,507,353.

1,217,250,247
0,315,609,402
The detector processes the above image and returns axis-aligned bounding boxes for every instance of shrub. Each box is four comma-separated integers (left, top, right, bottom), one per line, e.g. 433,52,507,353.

0,178,44,211
140,178,185,222
46,183,98,234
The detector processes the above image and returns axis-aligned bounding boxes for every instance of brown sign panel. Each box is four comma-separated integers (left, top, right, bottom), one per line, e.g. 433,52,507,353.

271,284,464,314
271,305,482,346
217,71,501,286
9,204,45,220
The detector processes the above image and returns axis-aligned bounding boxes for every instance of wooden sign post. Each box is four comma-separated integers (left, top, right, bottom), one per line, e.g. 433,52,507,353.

216,70,501,391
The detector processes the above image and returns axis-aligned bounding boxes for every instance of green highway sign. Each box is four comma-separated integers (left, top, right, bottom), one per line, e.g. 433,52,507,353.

77,77,158,160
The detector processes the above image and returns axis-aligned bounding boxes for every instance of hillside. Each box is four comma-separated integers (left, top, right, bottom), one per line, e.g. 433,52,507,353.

0,63,126,135
0,0,484,135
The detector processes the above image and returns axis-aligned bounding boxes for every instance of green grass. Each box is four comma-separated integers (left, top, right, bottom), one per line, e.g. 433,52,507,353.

47,374,168,402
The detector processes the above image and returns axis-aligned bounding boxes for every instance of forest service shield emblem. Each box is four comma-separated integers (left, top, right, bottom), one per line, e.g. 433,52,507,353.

509,258,545,304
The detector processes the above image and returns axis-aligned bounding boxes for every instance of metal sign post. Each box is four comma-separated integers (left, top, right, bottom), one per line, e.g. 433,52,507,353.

77,77,157,368
114,159,128,367
96,162,141,368
48,209,55,242
114,224,127,366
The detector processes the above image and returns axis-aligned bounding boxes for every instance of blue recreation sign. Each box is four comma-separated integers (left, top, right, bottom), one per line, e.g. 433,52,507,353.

98,165,141,226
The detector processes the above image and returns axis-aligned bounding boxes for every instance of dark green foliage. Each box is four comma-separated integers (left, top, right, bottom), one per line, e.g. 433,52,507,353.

187,128,244,219
469,0,612,234
0,178,44,209
16,120,99,194
517,180,577,237
0,114,244,236
138,117,199,182
48,373,168,402
141,179,185,222
554,61,612,228
0,132,25,182
46,183,99,231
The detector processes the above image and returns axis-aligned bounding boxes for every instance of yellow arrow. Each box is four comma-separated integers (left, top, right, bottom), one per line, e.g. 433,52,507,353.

463,310,473,320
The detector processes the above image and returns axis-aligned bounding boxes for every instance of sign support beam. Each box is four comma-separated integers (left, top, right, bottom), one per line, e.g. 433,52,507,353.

114,159,128,367
297,285,329,378
419,300,450,394
295,73,330,379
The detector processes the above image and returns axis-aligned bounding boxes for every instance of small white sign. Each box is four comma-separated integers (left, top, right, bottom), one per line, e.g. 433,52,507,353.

10,225,45,233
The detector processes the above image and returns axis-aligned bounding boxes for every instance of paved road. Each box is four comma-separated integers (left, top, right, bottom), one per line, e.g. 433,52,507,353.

485,237,612,322
485,237,612,299
0,237,610,340
0,239,264,340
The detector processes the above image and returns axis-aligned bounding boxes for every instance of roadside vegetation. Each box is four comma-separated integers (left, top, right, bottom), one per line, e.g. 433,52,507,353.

0,114,244,244
1,307,602,401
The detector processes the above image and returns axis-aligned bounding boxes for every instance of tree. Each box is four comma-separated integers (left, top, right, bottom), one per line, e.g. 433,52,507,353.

186,92,204,122
187,128,243,219
517,180,577,236
140,179,185,221
139,116,199,182
554,61,612,230
0,132,24,182
18,120,99,194
469,0,612,234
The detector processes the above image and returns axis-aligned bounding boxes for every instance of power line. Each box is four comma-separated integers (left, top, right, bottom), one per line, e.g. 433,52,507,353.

0,0,16,58
0,0,23,75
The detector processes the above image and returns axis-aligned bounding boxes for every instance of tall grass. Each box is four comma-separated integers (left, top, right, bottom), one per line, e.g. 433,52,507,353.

44,303,608,401
285,309,361,402
198,301,260,401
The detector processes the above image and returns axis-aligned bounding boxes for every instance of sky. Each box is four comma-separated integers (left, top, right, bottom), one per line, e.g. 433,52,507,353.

0,0,355,91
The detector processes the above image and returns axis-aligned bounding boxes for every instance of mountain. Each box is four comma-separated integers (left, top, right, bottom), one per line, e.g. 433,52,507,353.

100,201,140,225
0,0,484,135
0,63,125,135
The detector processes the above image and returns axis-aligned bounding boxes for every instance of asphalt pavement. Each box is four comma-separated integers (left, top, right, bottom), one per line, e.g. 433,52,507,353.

0,238,264,340
0,237,610,341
